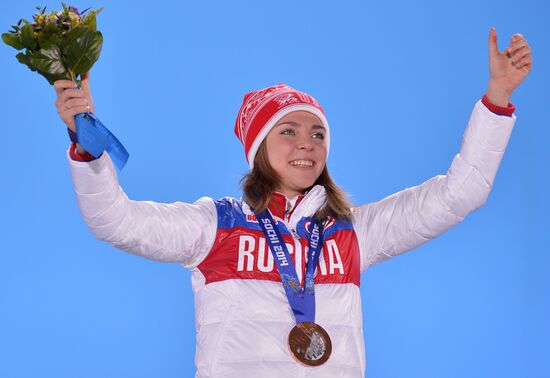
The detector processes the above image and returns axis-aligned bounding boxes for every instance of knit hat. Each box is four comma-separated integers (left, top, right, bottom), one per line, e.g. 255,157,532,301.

234,83,330,168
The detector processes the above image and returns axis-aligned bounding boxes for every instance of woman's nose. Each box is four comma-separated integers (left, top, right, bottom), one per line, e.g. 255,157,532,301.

296,137,314,151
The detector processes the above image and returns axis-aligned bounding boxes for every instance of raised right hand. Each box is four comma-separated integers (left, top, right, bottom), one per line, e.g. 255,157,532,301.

487,28,532,107
53,71,95,132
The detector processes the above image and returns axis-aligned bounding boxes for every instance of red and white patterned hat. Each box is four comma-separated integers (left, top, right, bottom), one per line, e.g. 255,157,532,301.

234,83,330,168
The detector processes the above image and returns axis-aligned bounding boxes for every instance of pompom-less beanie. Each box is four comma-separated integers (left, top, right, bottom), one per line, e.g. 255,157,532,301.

234,83,330,169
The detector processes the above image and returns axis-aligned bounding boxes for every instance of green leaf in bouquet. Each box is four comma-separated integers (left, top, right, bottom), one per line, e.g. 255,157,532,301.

59,24,86,53
16,51,38,72
20,23,38,51
2,32,24,50
37,22,59,50
64,30,103,77
28,45,70,84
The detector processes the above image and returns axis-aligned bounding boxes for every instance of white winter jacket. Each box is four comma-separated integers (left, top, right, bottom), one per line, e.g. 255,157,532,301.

67,100,515,377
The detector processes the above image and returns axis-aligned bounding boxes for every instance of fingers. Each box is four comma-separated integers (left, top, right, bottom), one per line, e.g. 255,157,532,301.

53,72,94,130
511,33,524,41
57,103,90,131
55,88,88,113
54,85,90,130
58,88,86,103
66,98,89,109
489,27,499,56
514,53,532,70
511,47,531,65
502,34,532,70
53,80,77,95
505,38,529,56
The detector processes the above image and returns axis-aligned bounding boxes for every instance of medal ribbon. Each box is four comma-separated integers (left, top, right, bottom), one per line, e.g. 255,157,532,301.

74,112,129,171
256,210,324,324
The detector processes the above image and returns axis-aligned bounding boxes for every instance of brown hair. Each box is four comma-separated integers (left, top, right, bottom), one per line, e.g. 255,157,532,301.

241,142,353,222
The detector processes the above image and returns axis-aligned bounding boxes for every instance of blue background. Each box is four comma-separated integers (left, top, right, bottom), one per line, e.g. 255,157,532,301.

1,1,548,377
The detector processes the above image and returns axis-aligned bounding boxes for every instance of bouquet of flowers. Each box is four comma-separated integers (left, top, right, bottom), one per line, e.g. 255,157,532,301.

3,4,128,170
2,3,103,85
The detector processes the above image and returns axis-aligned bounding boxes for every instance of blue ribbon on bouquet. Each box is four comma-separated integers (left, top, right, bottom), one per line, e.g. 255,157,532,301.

74,112,129,171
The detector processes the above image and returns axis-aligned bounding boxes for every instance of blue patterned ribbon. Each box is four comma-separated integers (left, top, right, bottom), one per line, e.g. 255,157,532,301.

74,112,129,170
256,210,324,324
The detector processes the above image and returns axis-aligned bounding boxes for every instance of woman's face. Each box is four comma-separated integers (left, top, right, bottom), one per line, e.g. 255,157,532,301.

265,110,327,198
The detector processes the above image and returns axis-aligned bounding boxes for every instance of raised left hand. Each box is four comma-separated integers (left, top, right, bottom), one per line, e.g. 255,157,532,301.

487,27,532,106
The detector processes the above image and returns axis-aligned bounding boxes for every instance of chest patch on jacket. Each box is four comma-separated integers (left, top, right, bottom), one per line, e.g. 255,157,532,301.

197,198,360,287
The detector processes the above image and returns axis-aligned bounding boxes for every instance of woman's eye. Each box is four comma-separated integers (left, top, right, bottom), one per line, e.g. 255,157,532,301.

312,132,325,139
281,128,295,135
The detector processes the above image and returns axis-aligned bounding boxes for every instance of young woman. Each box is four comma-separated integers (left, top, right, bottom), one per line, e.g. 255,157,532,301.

54,28,531,377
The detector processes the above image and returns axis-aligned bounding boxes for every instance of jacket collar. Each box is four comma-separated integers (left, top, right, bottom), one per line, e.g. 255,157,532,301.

267,185,327,226
267,191,305,220
241,185,327,228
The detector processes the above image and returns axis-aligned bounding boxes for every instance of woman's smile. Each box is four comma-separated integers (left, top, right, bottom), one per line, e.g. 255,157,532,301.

289,159,315,167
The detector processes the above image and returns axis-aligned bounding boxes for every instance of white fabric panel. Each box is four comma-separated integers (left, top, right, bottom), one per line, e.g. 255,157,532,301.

67,151,217,267
352,100,515,271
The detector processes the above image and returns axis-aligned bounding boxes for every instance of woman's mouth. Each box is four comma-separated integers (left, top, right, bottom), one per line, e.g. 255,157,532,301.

289,160,314,167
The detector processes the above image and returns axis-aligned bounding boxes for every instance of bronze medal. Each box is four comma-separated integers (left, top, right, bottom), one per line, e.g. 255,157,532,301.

288,322,332,366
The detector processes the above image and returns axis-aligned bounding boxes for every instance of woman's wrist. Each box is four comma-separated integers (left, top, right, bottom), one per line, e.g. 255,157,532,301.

75,143,87,155
66,127,89,155
69,143,97,161
486,81,512,107
482,93,515,116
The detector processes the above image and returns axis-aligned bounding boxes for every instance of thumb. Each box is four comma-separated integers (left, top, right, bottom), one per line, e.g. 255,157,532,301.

80,71,92,96
489,27,500,57
79,71,94,112
80,71,91,88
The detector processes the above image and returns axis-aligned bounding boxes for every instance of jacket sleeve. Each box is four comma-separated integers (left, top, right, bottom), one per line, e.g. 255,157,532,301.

352,100,516,272
67,149,217,269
